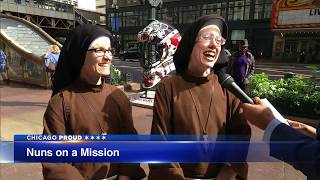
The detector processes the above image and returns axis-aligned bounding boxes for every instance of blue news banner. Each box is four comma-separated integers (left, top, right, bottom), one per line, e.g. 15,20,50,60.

10,134,282,163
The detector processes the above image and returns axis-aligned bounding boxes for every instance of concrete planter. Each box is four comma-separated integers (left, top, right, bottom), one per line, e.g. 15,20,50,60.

124,83,141,92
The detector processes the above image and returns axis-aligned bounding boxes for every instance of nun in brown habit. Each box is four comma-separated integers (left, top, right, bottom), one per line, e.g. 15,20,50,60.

149,15,251,180
42,24,146,180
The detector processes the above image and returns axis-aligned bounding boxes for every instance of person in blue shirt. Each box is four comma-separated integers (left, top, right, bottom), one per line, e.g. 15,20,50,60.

241,97,320,179
44,45,60,84
45,45,60,72
0,48,9,85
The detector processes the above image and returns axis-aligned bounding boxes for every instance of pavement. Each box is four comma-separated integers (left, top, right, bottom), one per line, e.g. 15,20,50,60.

256,61,320,80
0,80,309,180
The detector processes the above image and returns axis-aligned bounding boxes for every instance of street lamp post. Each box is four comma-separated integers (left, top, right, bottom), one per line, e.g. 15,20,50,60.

147,0,162,22
145,0,162,65
111,1,119,57
138,0,163,98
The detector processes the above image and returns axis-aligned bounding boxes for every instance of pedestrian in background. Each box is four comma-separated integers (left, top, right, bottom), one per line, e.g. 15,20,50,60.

45,44,60,73
42,24,146,180
0,48,9,85
227,39,255,92
149,15,251,180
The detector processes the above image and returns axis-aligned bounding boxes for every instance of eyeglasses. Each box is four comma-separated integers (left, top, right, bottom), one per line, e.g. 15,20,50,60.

198,32,226,46
88,48,112,57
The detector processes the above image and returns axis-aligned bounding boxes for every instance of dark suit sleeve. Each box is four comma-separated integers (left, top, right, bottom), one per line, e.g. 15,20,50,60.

270,123,320,178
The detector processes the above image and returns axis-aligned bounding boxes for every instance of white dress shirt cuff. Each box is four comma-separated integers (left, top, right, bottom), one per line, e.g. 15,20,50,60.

263,118,283,142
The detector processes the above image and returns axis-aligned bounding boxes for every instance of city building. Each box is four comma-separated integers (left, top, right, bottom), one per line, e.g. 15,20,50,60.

271,0,320,63
106,0,273,59
96,0,107,25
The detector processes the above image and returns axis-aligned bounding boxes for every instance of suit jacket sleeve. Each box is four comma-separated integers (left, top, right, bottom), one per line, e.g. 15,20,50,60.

270,123,320,178
42,93,85,180
148,80,185,180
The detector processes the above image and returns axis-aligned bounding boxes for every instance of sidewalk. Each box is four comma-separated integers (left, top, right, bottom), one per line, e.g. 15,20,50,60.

256,58,320,66
0,83,307,180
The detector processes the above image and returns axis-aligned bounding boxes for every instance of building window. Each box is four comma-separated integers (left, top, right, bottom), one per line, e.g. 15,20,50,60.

244,0,250,20
221,2,227,19
234,1,244,20
228,2,234,20
204,3,220,16
202,2,227,19
123,11,141,27
227,0,250,21
179,5,201,24
157,8,178,25
264,3,272,18
254,0,272,19
231,30,246,41
254,4,263,19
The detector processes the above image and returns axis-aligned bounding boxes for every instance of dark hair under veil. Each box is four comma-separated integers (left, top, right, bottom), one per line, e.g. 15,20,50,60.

173,15,229,75
52,24,111,96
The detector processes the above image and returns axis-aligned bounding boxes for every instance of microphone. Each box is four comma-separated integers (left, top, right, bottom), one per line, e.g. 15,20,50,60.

217,72,254,104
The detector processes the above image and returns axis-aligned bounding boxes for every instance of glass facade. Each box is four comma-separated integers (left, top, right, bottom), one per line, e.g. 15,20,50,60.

122,11,145,27
108,0,273,28
254,0,272,19
157,7,179,25
202,2,227,19
107,0,274,58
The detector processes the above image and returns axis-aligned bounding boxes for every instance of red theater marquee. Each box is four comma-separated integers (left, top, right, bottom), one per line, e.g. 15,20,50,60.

271,0,320,30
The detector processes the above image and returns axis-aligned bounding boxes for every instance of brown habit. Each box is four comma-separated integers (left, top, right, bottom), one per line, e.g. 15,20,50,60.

42,80,145,180
149,73,251,179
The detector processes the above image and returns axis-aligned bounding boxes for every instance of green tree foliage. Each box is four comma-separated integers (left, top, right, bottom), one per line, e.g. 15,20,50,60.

109,65,126,85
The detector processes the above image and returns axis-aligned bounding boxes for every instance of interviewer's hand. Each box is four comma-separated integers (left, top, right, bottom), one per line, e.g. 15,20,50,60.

287,119,317,138
241,97,275,130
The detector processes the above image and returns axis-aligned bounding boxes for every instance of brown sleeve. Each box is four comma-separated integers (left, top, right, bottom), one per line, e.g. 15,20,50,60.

226,92,251,137
42,93,85,180
226,91,251,179
148,80,184,180
115,89,146,179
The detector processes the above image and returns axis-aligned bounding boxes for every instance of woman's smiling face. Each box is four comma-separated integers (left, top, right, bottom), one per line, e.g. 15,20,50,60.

80,37,112,84
188,25,223,76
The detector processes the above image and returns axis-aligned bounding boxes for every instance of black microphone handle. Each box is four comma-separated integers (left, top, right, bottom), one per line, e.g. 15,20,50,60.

229,82,254,104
